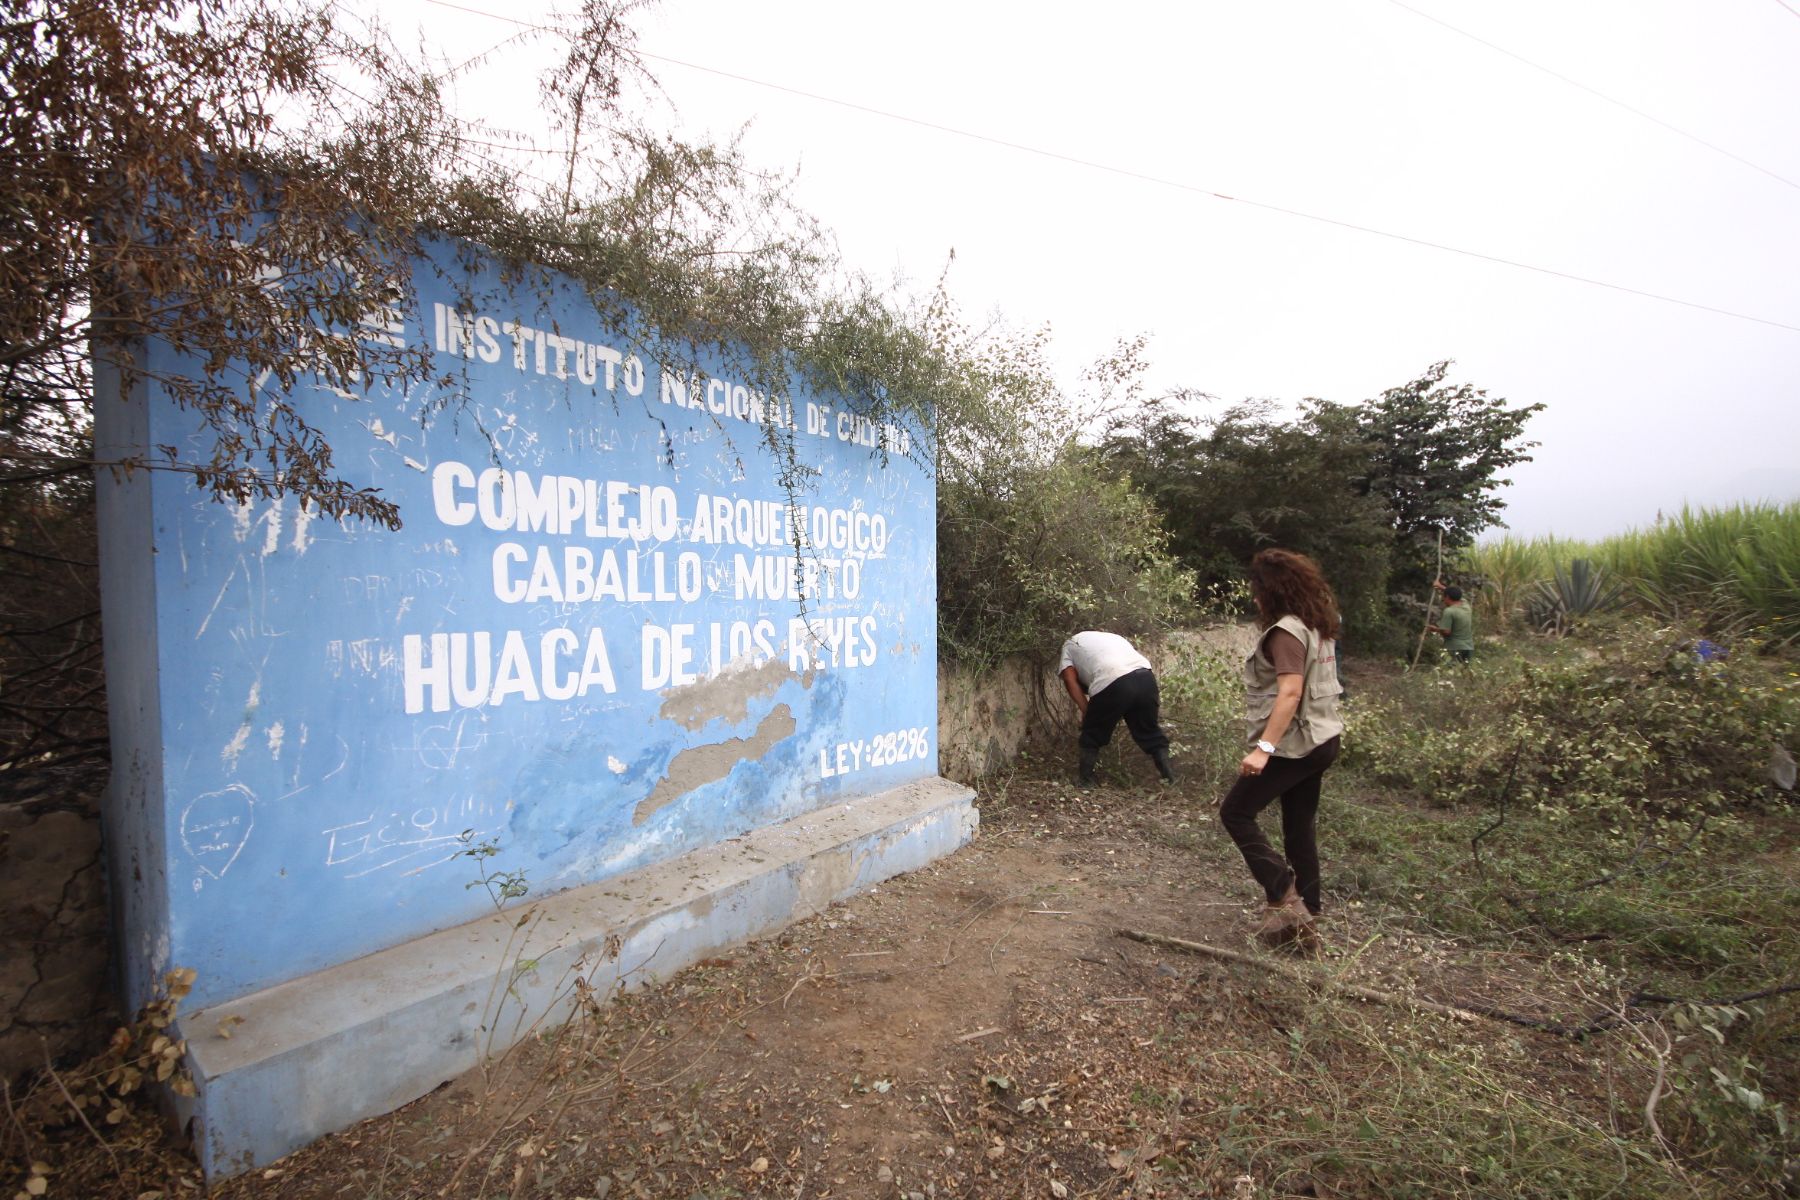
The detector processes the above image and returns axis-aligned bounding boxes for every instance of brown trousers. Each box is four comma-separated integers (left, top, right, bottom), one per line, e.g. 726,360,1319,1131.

1218,736,1340,914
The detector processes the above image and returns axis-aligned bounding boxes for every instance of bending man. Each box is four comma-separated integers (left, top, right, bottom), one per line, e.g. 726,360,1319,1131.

1058,630,1175,788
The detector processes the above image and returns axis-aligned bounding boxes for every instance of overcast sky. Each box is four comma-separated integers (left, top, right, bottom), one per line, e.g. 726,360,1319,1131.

375,0,1800,541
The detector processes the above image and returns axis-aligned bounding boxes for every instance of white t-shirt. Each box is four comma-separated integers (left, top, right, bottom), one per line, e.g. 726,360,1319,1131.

1058,631,1151,698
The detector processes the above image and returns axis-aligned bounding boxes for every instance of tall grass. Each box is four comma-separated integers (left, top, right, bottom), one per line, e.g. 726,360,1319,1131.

1458,535,1593,625
1464,501,1800,645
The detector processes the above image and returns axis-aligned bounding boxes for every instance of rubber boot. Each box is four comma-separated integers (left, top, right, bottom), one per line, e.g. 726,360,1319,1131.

1078,747,1099,790
1152,748,1176,784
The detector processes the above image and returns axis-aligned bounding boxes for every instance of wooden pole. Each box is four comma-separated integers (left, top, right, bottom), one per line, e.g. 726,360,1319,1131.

1407,527,1445,673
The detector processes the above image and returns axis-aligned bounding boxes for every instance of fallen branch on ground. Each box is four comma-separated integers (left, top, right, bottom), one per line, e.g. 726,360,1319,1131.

1119,928,1482,1024
1118,928,1800,1040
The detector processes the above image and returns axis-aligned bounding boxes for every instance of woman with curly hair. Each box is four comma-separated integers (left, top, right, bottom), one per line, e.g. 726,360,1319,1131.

1218,548,1345,953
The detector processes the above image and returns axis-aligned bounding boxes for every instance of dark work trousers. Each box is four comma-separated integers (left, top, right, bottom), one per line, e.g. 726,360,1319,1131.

1078,669,1170,754
1218,736,1341,914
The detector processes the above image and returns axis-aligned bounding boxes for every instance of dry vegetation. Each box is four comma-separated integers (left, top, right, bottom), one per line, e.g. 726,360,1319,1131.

14,718,1792,1198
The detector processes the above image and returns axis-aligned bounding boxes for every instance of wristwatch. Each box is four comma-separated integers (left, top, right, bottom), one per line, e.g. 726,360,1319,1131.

1255,739,1276,754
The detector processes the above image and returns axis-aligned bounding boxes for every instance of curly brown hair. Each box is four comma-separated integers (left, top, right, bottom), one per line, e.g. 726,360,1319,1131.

1248,549,1341,639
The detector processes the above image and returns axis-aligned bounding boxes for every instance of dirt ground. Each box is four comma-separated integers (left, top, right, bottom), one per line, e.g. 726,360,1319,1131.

97,750,1613,1200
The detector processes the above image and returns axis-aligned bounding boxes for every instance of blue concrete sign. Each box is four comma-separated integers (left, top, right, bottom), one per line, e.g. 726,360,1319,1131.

97,239,939,1013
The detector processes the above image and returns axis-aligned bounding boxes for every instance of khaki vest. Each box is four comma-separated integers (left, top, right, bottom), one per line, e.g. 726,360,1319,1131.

1242,614,1345,757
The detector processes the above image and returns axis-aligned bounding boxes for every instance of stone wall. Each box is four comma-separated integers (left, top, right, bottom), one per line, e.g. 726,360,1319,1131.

936,656,1051,783
935,626,1258,786
0,792,113,1083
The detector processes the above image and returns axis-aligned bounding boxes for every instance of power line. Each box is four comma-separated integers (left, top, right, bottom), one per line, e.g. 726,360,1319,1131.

632,51,1800,335
1773,0,1800,24
417,0,566,39
413,0,1800,336
1384,0,1800,194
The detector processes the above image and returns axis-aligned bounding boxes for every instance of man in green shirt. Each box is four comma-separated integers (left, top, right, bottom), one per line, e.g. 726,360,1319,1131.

1430,582,1474,663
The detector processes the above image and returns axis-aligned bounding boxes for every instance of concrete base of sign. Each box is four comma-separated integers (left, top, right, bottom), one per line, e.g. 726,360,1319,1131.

175,776,976,1180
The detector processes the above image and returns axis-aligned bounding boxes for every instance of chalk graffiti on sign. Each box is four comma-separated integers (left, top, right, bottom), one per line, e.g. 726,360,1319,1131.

323,796,500,879
115,237,939,1008
181,784,257,885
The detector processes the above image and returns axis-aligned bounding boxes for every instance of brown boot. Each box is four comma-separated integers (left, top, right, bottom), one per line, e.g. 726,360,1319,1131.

1285,912,1324,959
1254,884,1308,948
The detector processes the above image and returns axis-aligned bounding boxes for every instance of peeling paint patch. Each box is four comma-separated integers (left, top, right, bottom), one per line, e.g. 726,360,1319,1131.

231,499,254,543
558,822,667,884
607,755,627,775
261,502,283,557
291,501,316,554
657,657,798,732
266,721,284,759
402,456,427,472
221,682,261,770
634,704,798,825
220,723,251,770
368,418,399,448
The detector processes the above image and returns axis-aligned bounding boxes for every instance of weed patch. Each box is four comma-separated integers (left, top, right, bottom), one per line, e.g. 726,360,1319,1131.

1331,617,1800,1191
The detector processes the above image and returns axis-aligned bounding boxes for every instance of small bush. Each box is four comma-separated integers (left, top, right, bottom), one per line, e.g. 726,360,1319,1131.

1156,631,1248,793
1525,558,1628,635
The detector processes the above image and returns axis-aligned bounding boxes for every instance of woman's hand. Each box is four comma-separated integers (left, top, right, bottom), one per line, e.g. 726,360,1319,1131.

1239,747,1271,777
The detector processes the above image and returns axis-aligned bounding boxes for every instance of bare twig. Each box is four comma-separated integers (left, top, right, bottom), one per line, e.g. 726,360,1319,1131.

0,541,96,568
1628,982,1800,1008
2,1077,32,1152
1125,927,1800,1045
1535,815,1712,898
1611,1003,1706,1199
1119,928,1483,1025
932,887,1037,970
43,1043,121,1177
1469,741,1522,875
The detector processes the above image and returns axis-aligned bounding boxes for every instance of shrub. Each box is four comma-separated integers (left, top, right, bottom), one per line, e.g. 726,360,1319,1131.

1349,618,1796,820
933,317,1195,668
1524,558,1627,636
1155,630,1250,792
